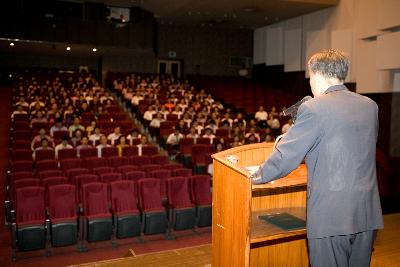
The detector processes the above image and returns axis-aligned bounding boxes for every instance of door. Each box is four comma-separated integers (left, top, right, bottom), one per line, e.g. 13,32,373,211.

157,60,181,78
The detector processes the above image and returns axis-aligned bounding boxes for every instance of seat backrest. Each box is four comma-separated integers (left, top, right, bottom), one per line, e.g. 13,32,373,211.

12,140,31,150
35,149,55,161
82,182,109,216
60,158,82,170
12,178,40,204
129,155,151,166
9,171,35,183
79,148,98,159
101,147,118,158
167,177,193,208
93,166,114,175
141,164,161,175
42,176,69,190
172,168,192,177
137,178,163,211
151,155,169,165
196,137,212,145
108,156,130,168
124,171,146,181
11,149,32,161
116,165,140,174
76,174,98,187
11,160,33,173
15,186,45,224
99,173,122,184
190,175,212,205
65,168,90,184
84,157,107,170
122,146,138,157
162,163,183,171
141,145,158,156
36,159,58,172
110,180,138,213
48,184,77,220
149,169,171,180
58,148,77,161
53,130,70,141
179,138,194,154
39,170,64,180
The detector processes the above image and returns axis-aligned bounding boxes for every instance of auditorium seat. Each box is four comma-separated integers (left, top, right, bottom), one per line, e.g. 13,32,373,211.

48,184,78,247
116,165,140,175
123,171,146,182
58,148,78,161
108,156,130,168
11,160,33,173
190,175,212,227
141,164,162,176
110,181,141,238
11,149,32,162
191,145,209,174
12,140,31,150
39,170,64,180
60,158,83,171
137,179,167,236
9,171,35,183
151,155,169,165
149,169,171,197
166,177,196,232
141,145,158,156
65,168,90,184
36,160,58,172
121,146,138,157
99,173,122,184
93,167,114,176
12,186,47,260
11,130,31,142
129,155,151,166
81,183,113,243
172,168,192,177
179,138,194,167
79,148,98,159
101,147,118,158
84,157,107,171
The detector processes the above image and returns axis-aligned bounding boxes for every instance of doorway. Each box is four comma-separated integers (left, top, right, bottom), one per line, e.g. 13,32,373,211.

157,60,182,78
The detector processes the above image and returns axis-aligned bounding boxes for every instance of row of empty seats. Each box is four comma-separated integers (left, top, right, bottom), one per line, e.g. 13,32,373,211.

11,176,211,260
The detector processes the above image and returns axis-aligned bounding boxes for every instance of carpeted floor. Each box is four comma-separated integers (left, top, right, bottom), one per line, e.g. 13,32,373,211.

0,87,211,267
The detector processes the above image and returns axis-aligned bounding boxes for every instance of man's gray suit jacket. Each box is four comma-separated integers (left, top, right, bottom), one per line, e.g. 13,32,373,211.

252,85,384,238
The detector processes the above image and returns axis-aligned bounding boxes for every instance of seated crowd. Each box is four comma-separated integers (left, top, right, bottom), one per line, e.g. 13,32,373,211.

109,73,293,158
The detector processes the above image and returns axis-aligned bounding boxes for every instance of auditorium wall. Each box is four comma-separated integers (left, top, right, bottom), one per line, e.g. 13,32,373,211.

253,0,400,94
158,25,253,76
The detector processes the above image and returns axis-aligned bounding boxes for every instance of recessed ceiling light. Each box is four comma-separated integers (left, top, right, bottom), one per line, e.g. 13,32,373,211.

92,48,97,52
66,46,71,51
10,42,14,47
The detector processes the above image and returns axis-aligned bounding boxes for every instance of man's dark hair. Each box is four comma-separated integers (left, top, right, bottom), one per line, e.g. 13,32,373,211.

308,49,350,81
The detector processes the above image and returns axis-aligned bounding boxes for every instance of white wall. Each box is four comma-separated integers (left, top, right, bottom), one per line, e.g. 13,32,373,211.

253,0,400,93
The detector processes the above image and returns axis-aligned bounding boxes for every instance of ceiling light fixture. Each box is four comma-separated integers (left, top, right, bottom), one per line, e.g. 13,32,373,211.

66,46,71,51
92,48,97,52
10,42,14,47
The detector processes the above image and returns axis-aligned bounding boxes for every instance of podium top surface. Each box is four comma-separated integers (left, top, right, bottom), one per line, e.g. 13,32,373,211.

212,142,307,190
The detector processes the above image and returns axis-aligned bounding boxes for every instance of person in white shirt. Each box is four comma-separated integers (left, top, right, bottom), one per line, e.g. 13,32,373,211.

55,137,73,159
68,117,85,137
107,127,122,145
166,128,184,160
76,136,92,157
11,105,28,120
202,128,216,144
159,106,170,120
245,127,261,143
126,129,142,146
143,106,156,122
33,138,54,160
205,120,218,134
281,118,293,134
220,113,233,128
171,106,183,120
255,106,268,121
186,127,199,142
131,92,144,106
96,135,111,157
89,127,103,146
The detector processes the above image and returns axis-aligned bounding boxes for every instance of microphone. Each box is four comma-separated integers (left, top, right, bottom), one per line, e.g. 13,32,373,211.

282,96,312,119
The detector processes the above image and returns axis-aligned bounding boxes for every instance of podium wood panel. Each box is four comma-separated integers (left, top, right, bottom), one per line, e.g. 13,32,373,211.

212,143,309,267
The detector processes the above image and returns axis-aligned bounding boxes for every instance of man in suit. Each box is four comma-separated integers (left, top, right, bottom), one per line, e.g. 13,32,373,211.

252,49,383,267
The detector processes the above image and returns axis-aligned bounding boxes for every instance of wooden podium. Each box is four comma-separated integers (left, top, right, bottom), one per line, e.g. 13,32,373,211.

211,142,308,267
